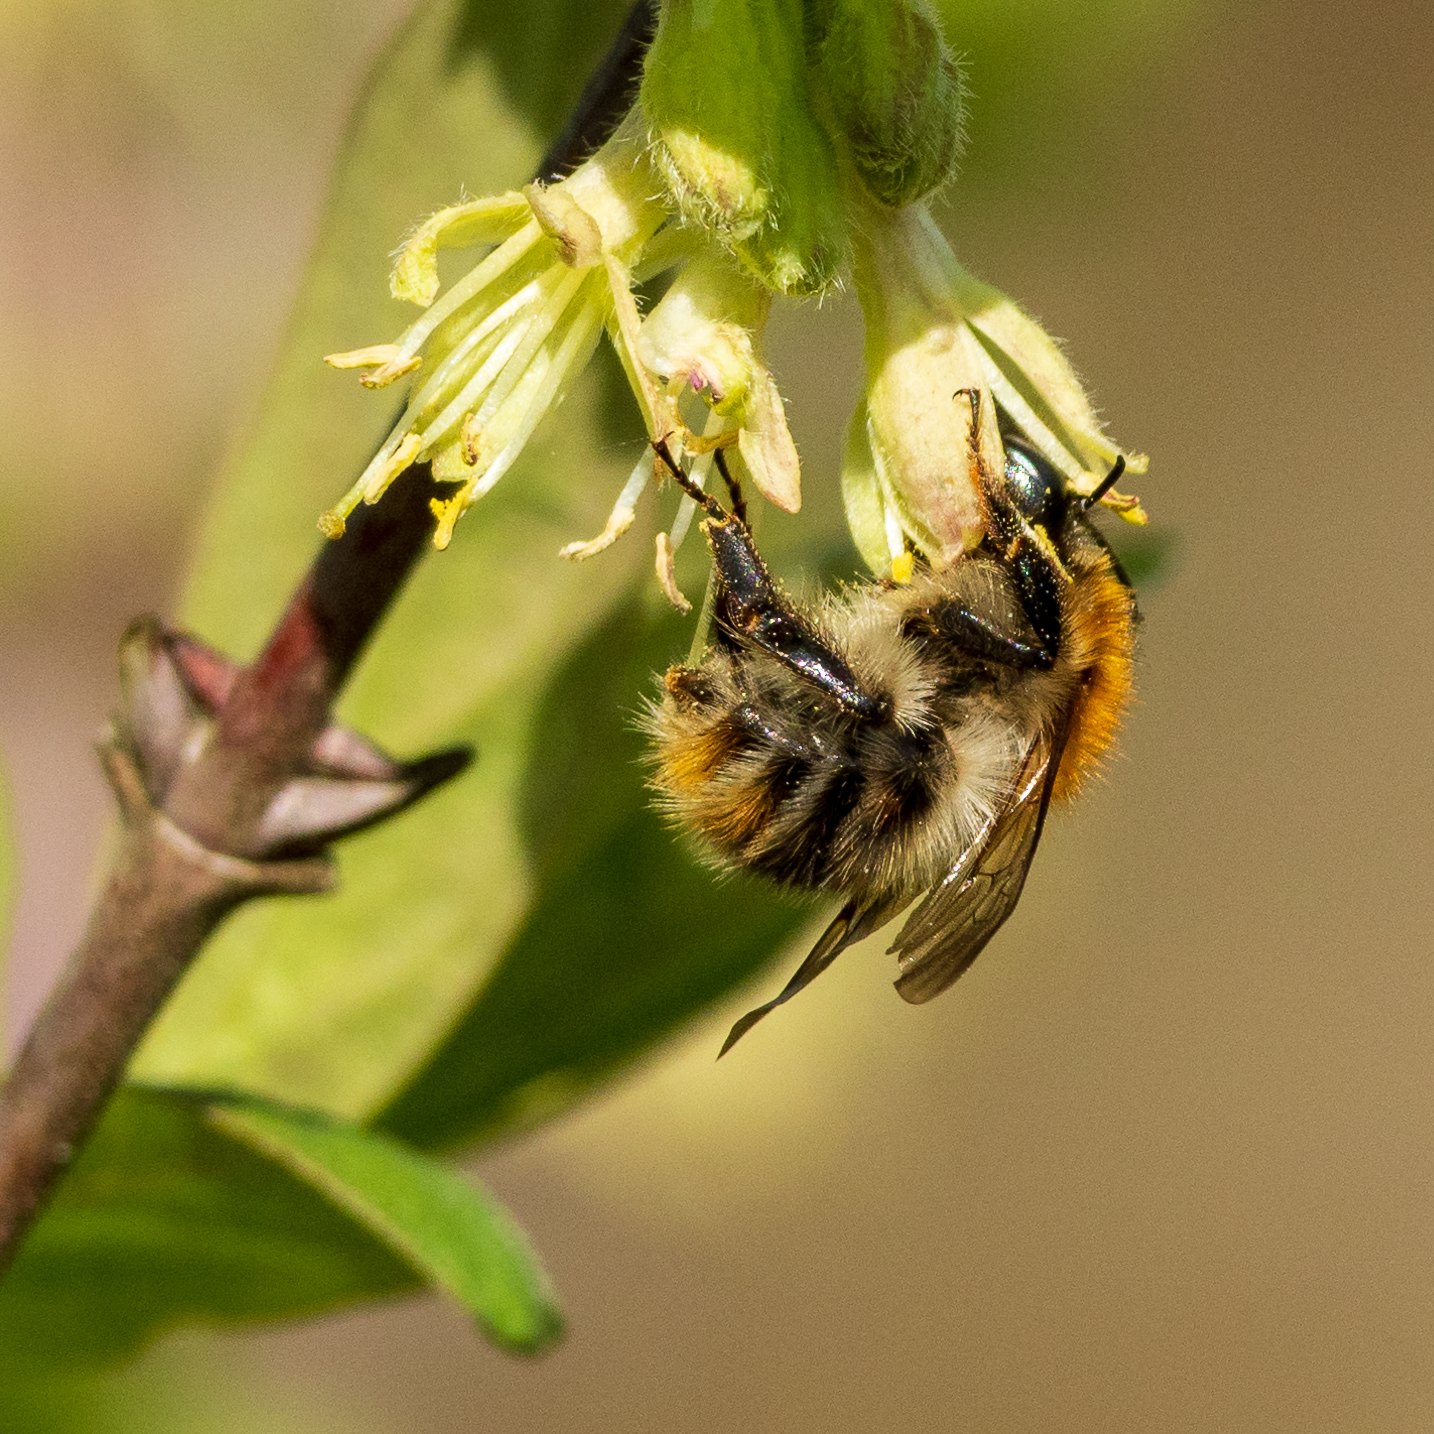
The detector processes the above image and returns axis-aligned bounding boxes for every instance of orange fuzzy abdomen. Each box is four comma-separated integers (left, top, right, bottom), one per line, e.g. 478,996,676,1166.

1052,560,1137,803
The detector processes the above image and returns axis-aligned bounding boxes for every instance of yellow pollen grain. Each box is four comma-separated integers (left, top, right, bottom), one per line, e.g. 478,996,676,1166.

429,495,464,550
360,354,423,389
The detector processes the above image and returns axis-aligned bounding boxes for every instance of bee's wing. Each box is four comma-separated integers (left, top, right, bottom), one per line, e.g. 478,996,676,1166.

890,727,1063,1005
719,893,909,1057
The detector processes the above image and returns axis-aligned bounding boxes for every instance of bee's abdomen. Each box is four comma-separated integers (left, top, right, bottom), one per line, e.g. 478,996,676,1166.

652,660,955,896
747,757,866,888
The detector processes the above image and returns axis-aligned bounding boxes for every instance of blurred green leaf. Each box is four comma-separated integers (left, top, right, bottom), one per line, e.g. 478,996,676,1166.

0,1087,413,1381
928,0,1214,195
1,1307,390,1434
0,1085,558,1385
451,0,634,139
1106,524,1181,591
213,1098,561,1352
3,1377,126,1434
132,0,649,1118
377,592,812,1151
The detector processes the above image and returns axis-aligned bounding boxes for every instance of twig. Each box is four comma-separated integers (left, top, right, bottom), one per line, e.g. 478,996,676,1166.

0,3,655,1278
538,0,658,181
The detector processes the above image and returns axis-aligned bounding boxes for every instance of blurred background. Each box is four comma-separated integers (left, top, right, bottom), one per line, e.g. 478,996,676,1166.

3,0,1434,1428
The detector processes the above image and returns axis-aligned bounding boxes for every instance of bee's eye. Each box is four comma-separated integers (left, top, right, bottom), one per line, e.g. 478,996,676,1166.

1002,437,1067,532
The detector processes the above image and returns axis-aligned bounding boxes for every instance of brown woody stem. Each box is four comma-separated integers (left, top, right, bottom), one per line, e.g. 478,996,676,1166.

0,2,655,1278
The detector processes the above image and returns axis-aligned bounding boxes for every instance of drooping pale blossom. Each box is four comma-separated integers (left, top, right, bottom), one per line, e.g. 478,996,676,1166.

844,199,1147,580
322,0,1149,600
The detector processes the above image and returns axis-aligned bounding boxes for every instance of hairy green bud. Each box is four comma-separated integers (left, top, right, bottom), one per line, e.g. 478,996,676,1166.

641,0,845,295
813,0,966,207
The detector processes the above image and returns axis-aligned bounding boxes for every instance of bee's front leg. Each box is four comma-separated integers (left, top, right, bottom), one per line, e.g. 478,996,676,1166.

701,513,889,723
981,467,1067,661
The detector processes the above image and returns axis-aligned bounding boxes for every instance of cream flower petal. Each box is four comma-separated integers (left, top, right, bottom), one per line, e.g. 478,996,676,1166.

321,123,670,548
391,192,532,306
633,250,801,511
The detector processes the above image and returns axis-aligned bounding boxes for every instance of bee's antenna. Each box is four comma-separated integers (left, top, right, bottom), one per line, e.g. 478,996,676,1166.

712,447,748,526
1081,454,1127,510
652,438,727,522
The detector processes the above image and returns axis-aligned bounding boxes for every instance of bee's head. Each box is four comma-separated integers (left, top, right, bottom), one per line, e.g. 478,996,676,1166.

1001,436,1069,536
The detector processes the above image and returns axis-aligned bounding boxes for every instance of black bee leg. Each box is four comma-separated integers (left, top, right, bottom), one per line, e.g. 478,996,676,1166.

652,439,887,721
712,446,748,527
999,455,1130,653
1007,548,1065,658
979,477,1067,660
652,437,727,521
704,512,889,723
955,386,984,438
924,601,1055,671
960,397,1069,661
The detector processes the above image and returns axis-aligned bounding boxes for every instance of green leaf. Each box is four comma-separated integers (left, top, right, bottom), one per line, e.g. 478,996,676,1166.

0,1086,559,1384
450,0,634,141
377,591,812,1151
132,0,650,1117
211,1097,561,1352
0,1338,382,1434
0,1087,412,1380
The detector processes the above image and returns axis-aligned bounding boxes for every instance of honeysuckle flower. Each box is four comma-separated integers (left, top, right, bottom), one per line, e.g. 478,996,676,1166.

635,249,800,513
322,0,1145,605
561,247,801,609
844,199,1147,580
321,121,678,550
322,108,811,573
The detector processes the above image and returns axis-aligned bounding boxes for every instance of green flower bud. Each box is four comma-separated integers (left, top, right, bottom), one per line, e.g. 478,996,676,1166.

641,0,845,294
813,0,966,208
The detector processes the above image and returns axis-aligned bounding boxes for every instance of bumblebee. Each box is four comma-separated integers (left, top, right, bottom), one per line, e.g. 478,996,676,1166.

647,403,1138,1054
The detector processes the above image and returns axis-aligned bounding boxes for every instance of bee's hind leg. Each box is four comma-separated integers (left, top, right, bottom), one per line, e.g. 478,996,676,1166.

703,514,889,721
